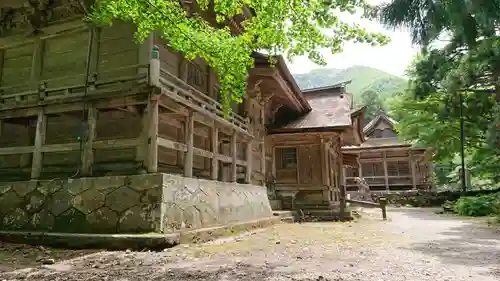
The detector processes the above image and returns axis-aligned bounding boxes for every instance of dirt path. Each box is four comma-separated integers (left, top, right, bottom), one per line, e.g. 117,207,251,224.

1,208,499,281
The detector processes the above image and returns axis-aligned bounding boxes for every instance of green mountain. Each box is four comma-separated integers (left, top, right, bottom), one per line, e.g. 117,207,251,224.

293,65,408,102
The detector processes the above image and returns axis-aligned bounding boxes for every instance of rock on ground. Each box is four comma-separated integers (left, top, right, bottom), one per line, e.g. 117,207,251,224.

1,208,500,281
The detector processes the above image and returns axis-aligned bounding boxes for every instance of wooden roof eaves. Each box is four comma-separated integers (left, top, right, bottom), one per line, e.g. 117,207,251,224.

252,52,311,113
342,144,427,151
275,56,311,112
270,125,350,135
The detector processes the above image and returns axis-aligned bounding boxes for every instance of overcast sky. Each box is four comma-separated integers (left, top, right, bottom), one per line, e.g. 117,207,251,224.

287,2,420,78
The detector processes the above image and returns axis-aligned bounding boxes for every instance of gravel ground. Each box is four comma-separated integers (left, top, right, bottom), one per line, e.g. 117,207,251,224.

1,207,499,281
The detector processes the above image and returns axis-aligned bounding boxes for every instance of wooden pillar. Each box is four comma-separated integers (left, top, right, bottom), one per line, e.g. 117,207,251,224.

410,151,417,189
271,145,276,179
144,96,159,173
31,109,46,179
320,137,328,186
184,110,194,177
149,44,160,87
30,38,44,91
0,49,4,84
245,140,253,184
231,131,237,182
383,151,389,190
358,159,363,178
81,107,97,176
260,106,266,176
211,126,219,180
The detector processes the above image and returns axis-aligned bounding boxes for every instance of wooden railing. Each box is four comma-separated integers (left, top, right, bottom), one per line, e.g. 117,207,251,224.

158,68,249,132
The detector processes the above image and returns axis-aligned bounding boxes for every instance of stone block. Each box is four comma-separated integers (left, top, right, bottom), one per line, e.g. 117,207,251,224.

105,186,140,213
12,181,37,197
2,208,29,230
53,207,87,233
72,189,105,214
86,207,119,233
48,188,73,216
118,205,158,233
25,191,46,213
29,210,55,231
129,174,162,192
0,183,12,195
65,178,93,196
0,190,23,215
37,180,63,196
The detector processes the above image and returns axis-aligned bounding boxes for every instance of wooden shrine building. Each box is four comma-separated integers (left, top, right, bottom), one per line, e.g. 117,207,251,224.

269,84,365,210
342,114,433,192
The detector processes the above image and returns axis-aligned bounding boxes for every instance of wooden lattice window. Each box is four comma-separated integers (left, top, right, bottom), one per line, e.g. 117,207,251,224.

187,62,207,92
387,161,410,176
361,162,384,177
280,147,297,169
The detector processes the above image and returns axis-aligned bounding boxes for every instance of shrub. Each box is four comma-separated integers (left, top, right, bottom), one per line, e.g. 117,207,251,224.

452,193,500,217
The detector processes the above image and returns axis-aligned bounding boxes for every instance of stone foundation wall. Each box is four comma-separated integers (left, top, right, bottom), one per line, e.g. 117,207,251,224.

0,174,272,234
161,174,272,233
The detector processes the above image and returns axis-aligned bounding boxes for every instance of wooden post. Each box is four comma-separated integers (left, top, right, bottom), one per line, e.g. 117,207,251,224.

380,197,388,220
211,126,219,180
30,38,44,91
149,45,160,87
31,109,46,179
410,151,417,189
145,96,159,173
260,107,266,176
231,131,237,182
320,137,328,185
245,140,252,184
81,107,97,176
383,151,389,190
184,110,194,177
87,27,101,89
0,49,4,86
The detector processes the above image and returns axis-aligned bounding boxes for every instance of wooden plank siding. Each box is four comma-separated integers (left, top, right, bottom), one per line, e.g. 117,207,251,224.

0,19,258,184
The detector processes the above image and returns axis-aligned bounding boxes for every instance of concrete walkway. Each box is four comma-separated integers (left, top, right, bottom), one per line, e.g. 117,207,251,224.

1,208,499,281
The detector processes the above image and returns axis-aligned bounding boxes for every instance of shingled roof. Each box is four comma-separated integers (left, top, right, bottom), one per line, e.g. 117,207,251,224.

277,84,353,130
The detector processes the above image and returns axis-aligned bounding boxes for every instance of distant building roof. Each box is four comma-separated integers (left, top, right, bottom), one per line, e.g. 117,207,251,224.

301,81,352,94
363,114,398,134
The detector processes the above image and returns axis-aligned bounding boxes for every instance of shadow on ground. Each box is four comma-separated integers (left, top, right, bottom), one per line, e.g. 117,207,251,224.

392,208,500,271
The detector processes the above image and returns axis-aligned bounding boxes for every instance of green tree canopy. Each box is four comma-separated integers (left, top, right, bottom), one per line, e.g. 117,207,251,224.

359,89,386,124
90,0,389,111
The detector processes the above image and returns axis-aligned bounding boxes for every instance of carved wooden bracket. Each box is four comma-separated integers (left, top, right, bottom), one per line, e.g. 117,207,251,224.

0,0,86,37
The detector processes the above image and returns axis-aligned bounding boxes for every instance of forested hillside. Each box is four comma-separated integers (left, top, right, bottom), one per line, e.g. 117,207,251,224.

293,65,408,103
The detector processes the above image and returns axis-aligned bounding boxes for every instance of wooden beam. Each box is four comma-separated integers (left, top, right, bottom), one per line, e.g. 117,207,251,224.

383,151,389,190
158,137,187,152
80,106,97,176
231,130,237,182
146,96,159,172
245,140,253,183
31,109,46,179
184,110,194,177
30,38,44,95
320,137,328,186
211,126,219,180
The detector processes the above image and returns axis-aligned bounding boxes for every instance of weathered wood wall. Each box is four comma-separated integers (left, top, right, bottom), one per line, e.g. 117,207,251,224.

0,21,147,180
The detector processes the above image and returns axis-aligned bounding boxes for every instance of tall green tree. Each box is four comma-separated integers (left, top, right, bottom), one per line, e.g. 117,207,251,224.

359,90,386,124
90,0,389,111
